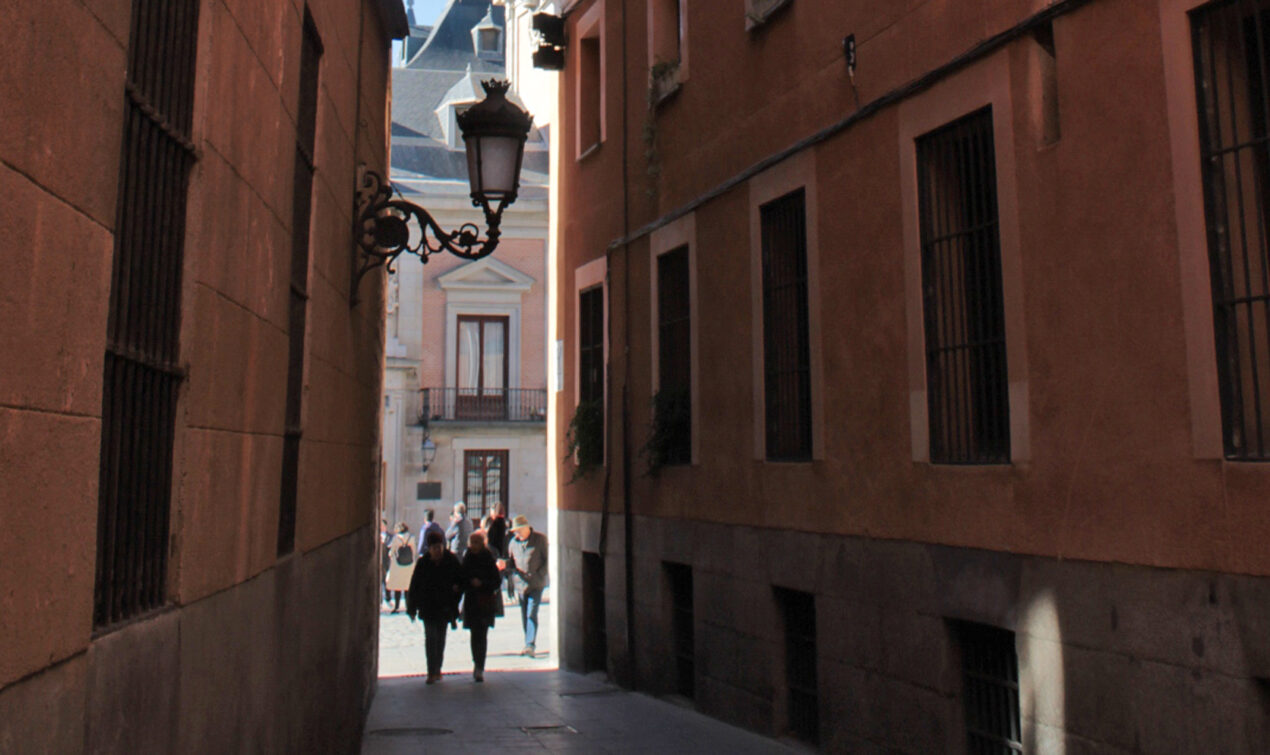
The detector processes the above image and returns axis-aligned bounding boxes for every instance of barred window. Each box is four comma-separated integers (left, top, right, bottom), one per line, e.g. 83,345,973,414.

278,11,323,555
94,0,201,629
916,107,1010,464
665,562,694,698
656,246,691,465
1192,0,1270,459
463,449,508,521
776,587,818,744
957,622,1022,754
761,189,812,461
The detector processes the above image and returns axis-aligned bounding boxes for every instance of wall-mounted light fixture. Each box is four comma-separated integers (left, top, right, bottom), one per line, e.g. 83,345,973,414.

351,79,533,302
532,13,565,70
421,436,437,472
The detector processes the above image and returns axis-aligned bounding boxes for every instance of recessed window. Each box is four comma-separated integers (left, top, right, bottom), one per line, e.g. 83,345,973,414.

583,552,607,672
956,621,1021,753
916,107,1010,464
655,246,691,466
457,315,509,420
575,2,605,157
761,189,812,461
776,587,818,744
479,27,500,53
578,285,605,463
665,562,694,698
463,449,508,521
94,0,201,628
650,0,682,71
1192,0,1270,460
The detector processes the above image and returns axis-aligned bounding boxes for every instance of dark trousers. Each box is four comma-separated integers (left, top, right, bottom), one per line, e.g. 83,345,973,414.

423,619,449,675
391,590,404,610
469,625,489,671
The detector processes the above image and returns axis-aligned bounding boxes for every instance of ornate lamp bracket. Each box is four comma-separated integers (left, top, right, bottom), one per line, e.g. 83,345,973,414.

350,169,506,303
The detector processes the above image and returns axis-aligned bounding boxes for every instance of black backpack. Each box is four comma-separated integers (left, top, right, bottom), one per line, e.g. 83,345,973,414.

396,543,414,566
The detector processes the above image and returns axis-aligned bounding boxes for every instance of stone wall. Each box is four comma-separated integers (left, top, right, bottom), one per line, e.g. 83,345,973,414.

560,510,1270,752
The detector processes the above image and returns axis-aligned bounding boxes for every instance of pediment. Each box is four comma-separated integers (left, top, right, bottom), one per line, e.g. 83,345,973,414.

437,257,535,291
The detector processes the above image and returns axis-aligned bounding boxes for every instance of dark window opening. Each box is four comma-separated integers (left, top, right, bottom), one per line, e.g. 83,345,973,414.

479,28,500,53
463,450,508,522
916,106,1011,464
94,0,201,629
278,10,323,556
579,35,602,150
761,189,812,461
578,285,605,462
776,587,818,744
656,246,692,465
582,552,607,672
665,562,694,698
956,621,1022,754
1192,0,1270,459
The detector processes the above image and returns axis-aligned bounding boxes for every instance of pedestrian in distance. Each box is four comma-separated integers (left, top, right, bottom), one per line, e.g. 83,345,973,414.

499,515,548,657
485,502,508,559
422,508,445,546
446,501,473,559
384,522,416,613
379,519,393,607
406,531,463,684
460,530,501,682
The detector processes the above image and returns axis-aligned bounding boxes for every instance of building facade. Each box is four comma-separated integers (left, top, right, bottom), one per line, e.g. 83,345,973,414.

0,0,403,750
382,0,554,535
553,0,1270,751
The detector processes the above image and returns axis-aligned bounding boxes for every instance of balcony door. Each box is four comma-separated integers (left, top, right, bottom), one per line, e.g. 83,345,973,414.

457,315,508,420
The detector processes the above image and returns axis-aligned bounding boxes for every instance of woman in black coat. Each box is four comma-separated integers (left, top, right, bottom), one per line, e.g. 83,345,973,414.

406,531,463,684
460,530,501,682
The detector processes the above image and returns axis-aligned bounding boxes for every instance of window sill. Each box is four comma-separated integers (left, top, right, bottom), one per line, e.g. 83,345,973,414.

577,141,602,162
649,68,682,109
745,0,791,31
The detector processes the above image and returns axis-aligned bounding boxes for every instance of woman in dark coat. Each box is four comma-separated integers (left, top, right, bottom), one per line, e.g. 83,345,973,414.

406,531,463,684
460,531,501,682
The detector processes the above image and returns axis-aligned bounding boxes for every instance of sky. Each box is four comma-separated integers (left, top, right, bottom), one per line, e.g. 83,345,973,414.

406,0,450,27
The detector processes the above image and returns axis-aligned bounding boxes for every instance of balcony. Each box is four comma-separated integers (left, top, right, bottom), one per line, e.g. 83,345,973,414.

416,387,547,425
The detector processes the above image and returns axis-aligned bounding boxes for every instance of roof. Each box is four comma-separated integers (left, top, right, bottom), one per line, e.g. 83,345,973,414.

405,0,504,72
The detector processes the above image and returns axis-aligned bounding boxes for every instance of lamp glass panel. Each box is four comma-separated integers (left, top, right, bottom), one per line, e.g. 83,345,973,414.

465,135,521,197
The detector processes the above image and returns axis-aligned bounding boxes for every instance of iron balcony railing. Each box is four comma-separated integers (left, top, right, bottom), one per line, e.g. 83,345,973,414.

417,387,548,424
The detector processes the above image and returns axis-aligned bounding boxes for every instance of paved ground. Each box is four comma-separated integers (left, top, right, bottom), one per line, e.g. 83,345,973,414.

361,669,796,754
377,593,557,677
367,597,794,753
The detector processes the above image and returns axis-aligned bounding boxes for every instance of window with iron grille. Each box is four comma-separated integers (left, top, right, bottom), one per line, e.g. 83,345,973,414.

578,285,605,461
278,11,323,555
93,0,201,630
956,622,1022,754
463,450,508,521
1192,0,1270,460
761,189,812,461
656,246,691,465
582,551,607,672
776,587,818,744
664,561,694,698
916,107,1011,464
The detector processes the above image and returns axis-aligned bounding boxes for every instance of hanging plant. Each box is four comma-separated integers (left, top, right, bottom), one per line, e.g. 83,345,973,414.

565,399,604,483
641,387,691,477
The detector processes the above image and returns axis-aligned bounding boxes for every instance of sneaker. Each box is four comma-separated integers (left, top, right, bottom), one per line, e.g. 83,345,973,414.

521,646,535,657
425,675,437,685
473,670,484,682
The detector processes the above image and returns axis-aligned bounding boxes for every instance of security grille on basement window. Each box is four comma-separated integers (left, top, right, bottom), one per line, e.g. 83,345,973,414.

93,0,201,630
657,246,691,465
761,189,812,461
1192,0,1270,460
278,10,323,556
582,552,607,672
916,107,1011,464
776,587,818,744
956,622,1022,754
664,562,694,698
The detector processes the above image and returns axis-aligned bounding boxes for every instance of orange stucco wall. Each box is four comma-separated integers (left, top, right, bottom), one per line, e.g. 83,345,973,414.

1,0,390,691
555,0,1270,577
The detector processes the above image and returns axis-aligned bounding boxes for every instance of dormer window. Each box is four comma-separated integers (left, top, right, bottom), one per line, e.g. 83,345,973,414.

472,8,503,60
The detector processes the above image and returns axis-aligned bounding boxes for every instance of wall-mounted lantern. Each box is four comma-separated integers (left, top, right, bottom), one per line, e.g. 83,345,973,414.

351,79,533,302
421,436,437,472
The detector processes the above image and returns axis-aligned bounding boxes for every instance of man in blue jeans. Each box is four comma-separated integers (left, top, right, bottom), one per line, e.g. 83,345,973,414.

501,515,548,656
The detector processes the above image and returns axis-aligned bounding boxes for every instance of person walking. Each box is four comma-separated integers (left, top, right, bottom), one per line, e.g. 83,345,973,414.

485,502,508,559
379,519,393,607
446,501,473,559
384,522,416,613
406,531,463,684
459,530,501,682
501,515,548,657
422,508,445,546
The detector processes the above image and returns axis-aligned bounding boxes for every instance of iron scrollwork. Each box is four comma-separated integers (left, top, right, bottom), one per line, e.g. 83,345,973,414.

350,170,505,301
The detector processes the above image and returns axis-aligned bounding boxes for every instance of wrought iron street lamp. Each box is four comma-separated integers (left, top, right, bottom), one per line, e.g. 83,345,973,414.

351,79,533,302
421,436,437,472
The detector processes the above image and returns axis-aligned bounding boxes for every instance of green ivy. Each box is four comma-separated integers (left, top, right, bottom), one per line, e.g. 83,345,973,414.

564,399,604,483
641,387,691,477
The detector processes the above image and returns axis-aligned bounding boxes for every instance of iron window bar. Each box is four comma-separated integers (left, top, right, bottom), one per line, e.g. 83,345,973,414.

760,189,813,462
